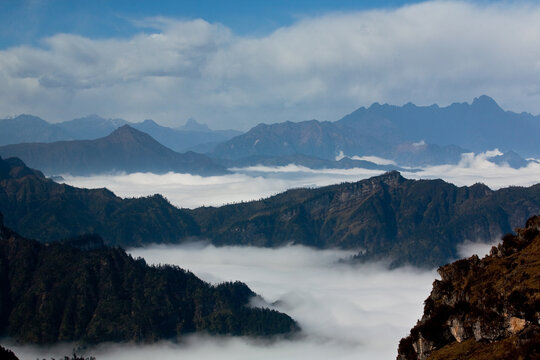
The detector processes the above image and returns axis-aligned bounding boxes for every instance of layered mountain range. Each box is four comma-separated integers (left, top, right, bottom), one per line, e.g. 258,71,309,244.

0,211,298,344
1,96,536,172
2,156,540,267
0,115,241,153
212,95,537,167
397,216,540,359
0,125,228,176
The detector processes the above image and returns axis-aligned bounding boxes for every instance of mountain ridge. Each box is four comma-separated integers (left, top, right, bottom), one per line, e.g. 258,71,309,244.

2,156,540,267
212,95,538,167
0,114,242,153
0,125,228,176
0,211,298,344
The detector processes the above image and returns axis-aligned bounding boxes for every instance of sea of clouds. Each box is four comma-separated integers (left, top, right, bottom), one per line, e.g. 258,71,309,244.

7,245,437,360
63,150,540,209
4,152,523,359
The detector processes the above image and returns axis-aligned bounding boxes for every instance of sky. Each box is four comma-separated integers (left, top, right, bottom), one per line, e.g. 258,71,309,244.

1,0,539,129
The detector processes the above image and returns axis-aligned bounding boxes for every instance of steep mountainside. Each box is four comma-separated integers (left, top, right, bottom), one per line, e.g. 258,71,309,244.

0,212,298,344
191,171,540,267
0,125,227,176
2,156,540,267
0,156,200,246
397,216,540,360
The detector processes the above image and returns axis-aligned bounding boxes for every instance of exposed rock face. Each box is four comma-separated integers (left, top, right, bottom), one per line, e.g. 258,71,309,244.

397,216,540,359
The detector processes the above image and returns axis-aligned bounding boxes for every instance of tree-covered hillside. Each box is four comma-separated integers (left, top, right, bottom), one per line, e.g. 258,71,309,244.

0,212,298,344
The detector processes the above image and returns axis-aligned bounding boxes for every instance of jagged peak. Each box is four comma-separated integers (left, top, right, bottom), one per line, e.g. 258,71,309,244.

471,95,503,111
375,170,404,181
141,119,159,126
179,118,211,132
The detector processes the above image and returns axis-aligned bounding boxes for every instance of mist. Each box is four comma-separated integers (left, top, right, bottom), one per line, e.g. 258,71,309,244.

62,151,540,209
6,245,437,360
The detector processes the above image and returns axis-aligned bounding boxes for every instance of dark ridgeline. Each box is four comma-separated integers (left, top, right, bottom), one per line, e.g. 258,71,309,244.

0,156,201,247
0,211,298,344
0,125,228,176
397,216,540,360
0,345,19,360
2,156,540,267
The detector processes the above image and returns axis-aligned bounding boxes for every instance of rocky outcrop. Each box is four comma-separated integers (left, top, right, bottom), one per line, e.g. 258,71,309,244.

397,216,540,359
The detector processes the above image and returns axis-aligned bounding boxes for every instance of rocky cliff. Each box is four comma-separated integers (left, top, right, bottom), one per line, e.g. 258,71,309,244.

397,216,540,359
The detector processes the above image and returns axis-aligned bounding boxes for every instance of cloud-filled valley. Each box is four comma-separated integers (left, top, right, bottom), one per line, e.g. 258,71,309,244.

8,245,438,360
63,150,540,209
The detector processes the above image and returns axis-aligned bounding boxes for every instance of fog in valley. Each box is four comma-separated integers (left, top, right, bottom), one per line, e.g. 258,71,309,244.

5,152,526,359
8,245,438,360
63,150,540,209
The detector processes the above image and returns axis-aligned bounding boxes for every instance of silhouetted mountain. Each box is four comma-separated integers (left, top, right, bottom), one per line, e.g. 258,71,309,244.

131,119,242,153
212,96,539,167
178,118,211,132
0,212,298,344
211,114,467,166
59,114,128,139
0,115,68,144
0,156,201,246
191,171,540,267
0,345,18,360
0,115,241,153
397,216,540,360
2,156,540,267
339,95,540,158
0,125,228,176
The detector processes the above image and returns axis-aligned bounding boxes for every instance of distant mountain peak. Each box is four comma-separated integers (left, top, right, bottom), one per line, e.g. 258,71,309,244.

142,119,159,126
471,95,502,111
179,118,211,132
107,124,152,141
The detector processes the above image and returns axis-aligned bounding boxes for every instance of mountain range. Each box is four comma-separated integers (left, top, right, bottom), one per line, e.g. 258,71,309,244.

397,216,540,359
0,114,241,153
0,211,298,344
0,125,228,176
1,96,536,170
2,156,540,268
211,95,537,167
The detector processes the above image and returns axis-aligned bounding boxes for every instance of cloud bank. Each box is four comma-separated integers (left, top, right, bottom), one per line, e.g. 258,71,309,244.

1,1,540,129
63,151,540,209
6,245,436,360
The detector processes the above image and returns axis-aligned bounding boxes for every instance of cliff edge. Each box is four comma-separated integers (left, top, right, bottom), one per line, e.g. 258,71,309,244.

397,216,540,359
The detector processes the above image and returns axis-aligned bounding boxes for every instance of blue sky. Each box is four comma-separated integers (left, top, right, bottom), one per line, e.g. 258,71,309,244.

0,0,428,48
0,0,538,129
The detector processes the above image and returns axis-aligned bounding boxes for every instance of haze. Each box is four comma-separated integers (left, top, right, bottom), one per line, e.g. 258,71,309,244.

63,150,540,208
8,245,438,360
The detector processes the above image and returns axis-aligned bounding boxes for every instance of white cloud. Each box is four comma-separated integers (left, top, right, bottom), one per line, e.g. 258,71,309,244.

402,150,540,189
1,1,540,128
4,245,437,360
457,238,500,259
62,150,540,208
